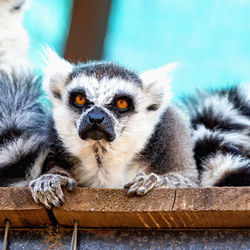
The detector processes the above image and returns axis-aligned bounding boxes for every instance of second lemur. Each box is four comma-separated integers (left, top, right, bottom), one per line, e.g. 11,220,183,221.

30,49,198,208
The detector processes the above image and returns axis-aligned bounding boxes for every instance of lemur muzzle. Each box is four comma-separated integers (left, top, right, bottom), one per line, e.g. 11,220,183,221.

78,107,116,142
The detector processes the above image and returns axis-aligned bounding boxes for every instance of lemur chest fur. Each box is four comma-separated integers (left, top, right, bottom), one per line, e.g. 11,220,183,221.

70,142,147,188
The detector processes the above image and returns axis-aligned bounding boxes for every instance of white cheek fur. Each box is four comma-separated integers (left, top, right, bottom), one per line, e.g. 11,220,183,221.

45,58,174,188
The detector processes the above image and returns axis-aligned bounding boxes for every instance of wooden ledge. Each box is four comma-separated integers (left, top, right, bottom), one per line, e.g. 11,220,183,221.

0,187,249,228
0,188,50,227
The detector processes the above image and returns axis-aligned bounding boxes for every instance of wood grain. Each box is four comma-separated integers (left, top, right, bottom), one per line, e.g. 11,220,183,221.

0,187,249,228
173,187,250,228
0,188,51,227
53,187,250,229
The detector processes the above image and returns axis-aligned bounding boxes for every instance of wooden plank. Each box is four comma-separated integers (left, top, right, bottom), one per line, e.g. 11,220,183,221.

172,187,250,228
53,187,250,229
0,188,51,227
53,188,178,228
64,0,112,61
0,187,249,228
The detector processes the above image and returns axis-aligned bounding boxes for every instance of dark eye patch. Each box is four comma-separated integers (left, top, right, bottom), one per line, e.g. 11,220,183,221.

106,93,135,118
68,89,93,112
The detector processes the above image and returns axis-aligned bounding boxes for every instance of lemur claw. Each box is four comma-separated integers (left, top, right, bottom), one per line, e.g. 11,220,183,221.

29,174,77,209
125,172,161,196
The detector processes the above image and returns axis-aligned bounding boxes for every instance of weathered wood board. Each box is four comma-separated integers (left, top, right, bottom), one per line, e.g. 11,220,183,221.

0,188,51,227
0,187,249,228
53,187,250,229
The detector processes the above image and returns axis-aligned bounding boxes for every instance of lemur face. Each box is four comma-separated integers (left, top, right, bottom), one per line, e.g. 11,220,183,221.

64,63,145,143
43,48,176,148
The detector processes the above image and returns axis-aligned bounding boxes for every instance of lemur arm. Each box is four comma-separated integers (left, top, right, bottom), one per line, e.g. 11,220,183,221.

126,106,199,196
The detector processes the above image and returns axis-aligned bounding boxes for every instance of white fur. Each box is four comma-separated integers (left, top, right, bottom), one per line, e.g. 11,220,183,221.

43,49,177,188
52,74,167,187
192,125,250,155
191,93,250,128
0,134,44,165
240,83,250,101
201,153,250,187
0,0,30,72
42,46,73,102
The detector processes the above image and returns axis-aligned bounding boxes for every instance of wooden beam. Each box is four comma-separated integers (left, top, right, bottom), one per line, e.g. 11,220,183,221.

64,0,112,61
0,188,51,227
172,187,249,228
0,187,249,228
54,188,177,228
53,187,250,229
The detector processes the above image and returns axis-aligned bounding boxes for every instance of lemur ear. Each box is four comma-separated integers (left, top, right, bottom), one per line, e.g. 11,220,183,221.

42,46,73,100
140,62,179,89
140,62,179,109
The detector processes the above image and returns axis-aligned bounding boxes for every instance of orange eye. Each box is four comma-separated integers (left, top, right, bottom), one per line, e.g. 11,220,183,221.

116,99,129,110
75,94,86,105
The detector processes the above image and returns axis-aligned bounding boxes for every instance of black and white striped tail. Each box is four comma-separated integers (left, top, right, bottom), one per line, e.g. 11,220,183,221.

0,70,50,186
184,85,250,186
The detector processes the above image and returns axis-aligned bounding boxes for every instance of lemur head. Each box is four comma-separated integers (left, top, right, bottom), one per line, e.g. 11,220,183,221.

43,48,177,152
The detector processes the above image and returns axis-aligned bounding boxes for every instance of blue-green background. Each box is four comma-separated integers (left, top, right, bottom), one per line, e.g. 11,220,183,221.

24,0,250,97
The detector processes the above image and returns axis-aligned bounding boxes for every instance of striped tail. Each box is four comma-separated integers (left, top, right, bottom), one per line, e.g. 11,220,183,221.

184,85,250,186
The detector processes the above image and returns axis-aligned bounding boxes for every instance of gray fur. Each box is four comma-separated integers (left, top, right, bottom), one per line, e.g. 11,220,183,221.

30,51,198,208
68,62,143,87
0,70,50,186
183,85,250,186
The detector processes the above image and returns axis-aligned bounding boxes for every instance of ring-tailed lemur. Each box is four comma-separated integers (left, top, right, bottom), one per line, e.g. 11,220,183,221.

0,0,30,72
29,49,198,208
0,70,51,187
184,86,250,186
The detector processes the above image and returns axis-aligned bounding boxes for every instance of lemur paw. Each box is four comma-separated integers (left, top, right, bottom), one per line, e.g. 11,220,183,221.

125,172,161,196
29,174,77,209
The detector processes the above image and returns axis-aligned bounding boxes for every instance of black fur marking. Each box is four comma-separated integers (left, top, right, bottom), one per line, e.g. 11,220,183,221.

95,153,103,169
147,104,159,111
139,107,178,175
0,128,22,147
0,71,51,186
68,62,142,87
184,85,249,187
194,135,244,171
43,120,79,173
0,150,39,186
93,144,105,168
11,5,21,11
11,0,25,12
68,88,94,114
218,86,250,118
191,106,248,131
51,89,61,100
106,93,135,119
215,165,250,186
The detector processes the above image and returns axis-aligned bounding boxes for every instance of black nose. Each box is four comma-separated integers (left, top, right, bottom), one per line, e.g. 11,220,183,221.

89,112,104,124
78,107,116,142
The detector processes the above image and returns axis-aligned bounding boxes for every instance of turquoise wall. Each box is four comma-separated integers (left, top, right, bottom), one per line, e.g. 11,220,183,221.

23,0,73,70
103,0,250,97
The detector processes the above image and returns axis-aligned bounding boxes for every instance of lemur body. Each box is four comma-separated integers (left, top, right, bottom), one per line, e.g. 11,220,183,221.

30,50,198,208
0,70,50,187
0,0,30,72
184,85,250,186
